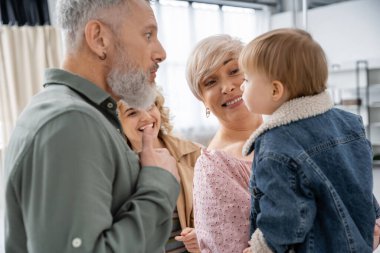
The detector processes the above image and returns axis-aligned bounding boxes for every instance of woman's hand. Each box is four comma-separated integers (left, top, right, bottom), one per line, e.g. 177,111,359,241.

175,227,200,252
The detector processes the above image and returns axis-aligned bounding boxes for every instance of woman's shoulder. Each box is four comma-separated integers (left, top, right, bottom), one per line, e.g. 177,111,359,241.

194,148,252,191
196,148,252,172
162,134,201,156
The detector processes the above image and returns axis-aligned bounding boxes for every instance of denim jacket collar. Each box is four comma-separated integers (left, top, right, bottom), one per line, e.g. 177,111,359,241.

243,91,334,156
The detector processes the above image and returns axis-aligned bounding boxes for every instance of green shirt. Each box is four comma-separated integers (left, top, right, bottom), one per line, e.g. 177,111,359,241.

5,68,179,253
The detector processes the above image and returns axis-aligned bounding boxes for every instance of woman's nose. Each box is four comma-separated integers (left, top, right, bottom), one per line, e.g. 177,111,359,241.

140,110,153,121
222,82,235,94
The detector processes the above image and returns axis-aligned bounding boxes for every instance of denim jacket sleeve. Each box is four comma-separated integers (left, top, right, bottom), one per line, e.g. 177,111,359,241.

253,156,316,252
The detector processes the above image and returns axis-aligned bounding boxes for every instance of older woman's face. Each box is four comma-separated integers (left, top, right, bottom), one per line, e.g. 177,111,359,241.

118,102,161,152
200,59,250,124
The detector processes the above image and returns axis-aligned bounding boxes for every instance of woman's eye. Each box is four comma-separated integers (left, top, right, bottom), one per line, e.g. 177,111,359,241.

204,79,216,87
126,111,138,117
230,68,240,75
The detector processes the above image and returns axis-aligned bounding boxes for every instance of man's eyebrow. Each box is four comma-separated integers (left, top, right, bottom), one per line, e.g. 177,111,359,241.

144,23,158,31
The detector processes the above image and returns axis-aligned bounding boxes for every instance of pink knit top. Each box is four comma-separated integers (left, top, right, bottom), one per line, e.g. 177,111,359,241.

193,148,251,253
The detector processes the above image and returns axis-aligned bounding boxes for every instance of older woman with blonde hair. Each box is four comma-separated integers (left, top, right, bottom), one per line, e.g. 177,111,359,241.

186,34,263,253
187,34,380,253
118,89,201,253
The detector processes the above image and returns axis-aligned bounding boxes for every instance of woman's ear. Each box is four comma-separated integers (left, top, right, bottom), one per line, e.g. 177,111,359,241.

84,20,113,59
271,80,288,102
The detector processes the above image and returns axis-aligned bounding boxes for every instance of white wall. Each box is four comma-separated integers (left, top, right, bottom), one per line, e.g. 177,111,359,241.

271,0,380,67
271,0,380,209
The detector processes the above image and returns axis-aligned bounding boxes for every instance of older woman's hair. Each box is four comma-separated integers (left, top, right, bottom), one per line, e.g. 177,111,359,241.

186,34,244,101
154,89,173,136
56,0,128,51
239,28,328,98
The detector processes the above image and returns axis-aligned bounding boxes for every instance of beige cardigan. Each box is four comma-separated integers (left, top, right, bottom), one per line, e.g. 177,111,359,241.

161,134,201,229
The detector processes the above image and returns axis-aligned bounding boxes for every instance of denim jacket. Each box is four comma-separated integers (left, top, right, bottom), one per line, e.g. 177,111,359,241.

243,91,375,253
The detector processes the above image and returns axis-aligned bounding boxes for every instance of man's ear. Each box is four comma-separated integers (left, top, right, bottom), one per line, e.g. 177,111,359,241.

84,20,113,59
271,80,288,102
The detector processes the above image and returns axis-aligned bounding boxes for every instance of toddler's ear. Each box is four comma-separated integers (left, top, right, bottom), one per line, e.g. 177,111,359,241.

271,80,289,102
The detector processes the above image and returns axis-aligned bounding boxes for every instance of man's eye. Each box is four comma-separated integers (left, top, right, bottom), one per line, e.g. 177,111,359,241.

145,32,152,41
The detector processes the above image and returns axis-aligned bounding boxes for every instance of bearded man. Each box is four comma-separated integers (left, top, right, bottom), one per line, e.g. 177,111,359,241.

4,0,180,252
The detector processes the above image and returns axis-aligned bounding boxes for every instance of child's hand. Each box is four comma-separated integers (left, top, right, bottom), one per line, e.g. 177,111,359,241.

373,218,380,250
175,227,200,252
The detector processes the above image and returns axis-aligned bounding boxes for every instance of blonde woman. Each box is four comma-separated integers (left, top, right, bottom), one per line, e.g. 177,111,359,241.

118,90,201,253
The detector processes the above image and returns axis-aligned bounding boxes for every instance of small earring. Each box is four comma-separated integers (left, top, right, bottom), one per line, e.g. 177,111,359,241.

99,52,107,60
206,108,210,118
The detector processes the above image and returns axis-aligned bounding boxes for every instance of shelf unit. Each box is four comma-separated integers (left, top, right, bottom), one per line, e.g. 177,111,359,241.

328,60,380,168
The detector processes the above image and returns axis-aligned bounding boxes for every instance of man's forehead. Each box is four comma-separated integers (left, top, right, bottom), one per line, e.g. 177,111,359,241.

127,0,157,25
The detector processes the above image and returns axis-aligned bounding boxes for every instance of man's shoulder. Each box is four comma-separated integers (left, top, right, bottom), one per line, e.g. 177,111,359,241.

20,85,103,130
7,86,111,164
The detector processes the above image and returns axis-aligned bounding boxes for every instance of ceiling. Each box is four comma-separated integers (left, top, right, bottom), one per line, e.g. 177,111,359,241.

181,0,356,13
234,0,353,12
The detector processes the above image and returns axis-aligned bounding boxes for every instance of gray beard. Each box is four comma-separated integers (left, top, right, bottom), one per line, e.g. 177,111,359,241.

107,66,156,109
106,41,156,109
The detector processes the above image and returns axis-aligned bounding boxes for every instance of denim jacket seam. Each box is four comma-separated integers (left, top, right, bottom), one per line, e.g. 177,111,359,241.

260,152,291,165
305,133,366,157
260,155,310,242
304,158,360,252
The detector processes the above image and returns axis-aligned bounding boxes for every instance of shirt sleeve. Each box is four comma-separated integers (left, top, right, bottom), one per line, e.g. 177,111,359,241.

193,154,250,253
253,157,316,252
6,111,179,253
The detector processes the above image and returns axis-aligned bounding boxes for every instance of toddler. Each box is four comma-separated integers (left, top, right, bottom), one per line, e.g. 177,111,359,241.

240,28,375,252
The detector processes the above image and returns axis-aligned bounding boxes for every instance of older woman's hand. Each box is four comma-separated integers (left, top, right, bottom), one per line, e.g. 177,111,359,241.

175,227,200,252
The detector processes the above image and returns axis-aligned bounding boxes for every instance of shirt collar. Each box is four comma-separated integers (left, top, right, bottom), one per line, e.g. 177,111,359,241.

43,68,117,110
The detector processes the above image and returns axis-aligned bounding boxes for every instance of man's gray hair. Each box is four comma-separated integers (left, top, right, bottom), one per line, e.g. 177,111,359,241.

56,0,126,51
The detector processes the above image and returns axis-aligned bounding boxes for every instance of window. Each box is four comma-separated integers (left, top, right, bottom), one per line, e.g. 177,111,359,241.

152,0,268,143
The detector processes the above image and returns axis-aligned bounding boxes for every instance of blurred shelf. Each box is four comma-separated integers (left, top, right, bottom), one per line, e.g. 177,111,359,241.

370,103,380,108
374,160,380,169
371,123,380,128
329,60,380,150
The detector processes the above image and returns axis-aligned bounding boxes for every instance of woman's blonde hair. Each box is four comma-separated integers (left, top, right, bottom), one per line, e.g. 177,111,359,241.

239,28,328,98
186,34,244,101
154,89,173,136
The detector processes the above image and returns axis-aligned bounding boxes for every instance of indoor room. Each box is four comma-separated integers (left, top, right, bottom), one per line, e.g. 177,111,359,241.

1,0,379,252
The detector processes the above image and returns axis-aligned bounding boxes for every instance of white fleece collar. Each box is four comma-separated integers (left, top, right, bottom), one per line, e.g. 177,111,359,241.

242,91,334,156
